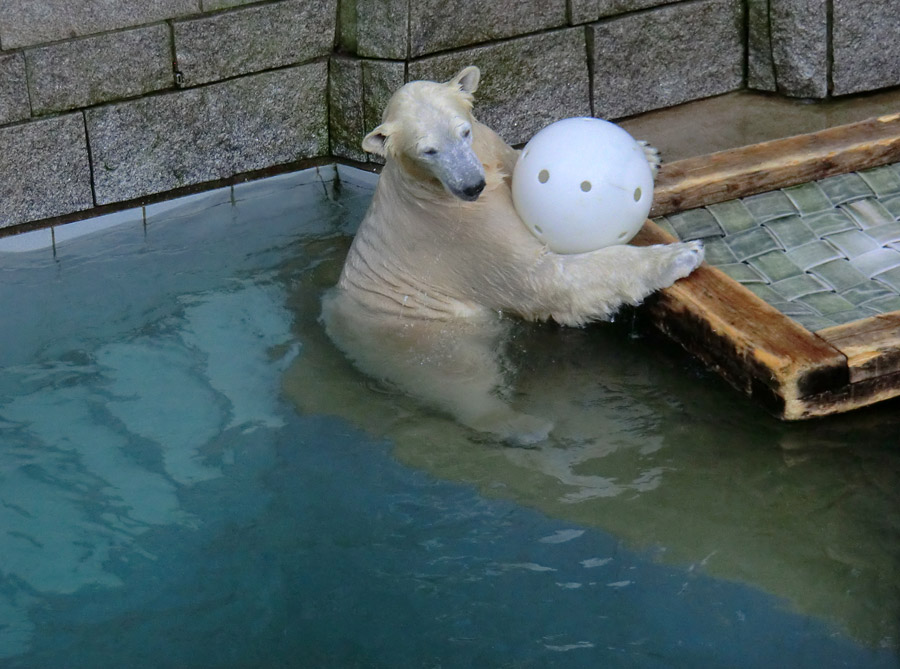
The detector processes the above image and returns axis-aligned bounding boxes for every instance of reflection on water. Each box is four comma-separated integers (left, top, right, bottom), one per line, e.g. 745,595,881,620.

285,175,900,651
0,166,897,666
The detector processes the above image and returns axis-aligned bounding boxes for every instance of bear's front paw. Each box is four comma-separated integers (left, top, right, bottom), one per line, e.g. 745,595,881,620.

667,240,705,283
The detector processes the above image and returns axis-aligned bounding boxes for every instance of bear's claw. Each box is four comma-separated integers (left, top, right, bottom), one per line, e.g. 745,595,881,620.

638,140,661,177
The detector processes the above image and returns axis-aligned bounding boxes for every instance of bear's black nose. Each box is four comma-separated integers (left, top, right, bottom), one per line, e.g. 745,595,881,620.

461,180,486,201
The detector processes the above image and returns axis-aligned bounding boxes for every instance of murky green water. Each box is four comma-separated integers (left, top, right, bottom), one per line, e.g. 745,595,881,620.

0,166,897,667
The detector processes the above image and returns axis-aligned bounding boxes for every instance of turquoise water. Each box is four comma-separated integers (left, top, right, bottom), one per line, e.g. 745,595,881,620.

0,166,897,667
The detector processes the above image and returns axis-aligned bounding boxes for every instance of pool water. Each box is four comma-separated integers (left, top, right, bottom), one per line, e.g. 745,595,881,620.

0,166,898,667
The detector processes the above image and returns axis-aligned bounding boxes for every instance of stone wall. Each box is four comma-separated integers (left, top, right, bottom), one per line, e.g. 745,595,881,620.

0,0,898,232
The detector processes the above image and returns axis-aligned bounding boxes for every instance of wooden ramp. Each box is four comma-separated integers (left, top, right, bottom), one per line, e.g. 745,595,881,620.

634,113,900,419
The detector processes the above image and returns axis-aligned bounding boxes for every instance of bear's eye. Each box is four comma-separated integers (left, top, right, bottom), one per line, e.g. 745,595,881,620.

422,147,438,156
461,127,471,139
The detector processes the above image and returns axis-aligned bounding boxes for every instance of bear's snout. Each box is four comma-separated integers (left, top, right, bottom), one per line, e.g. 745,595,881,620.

459,179,486,201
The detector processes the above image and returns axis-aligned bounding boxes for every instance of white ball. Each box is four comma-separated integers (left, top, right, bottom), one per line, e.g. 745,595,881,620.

512,117,654,254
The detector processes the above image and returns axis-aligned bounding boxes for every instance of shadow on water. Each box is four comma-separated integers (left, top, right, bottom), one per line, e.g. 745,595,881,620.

283,231,900,651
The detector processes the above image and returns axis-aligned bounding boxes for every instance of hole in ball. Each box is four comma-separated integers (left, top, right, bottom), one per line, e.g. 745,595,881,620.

618,231,629,239
633,187,642,202
580,180,592,192
538,169,550,184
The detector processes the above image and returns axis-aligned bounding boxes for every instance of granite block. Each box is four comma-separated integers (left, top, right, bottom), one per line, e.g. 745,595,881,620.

746,0,776,92
327,57,405,162
0,0,197,49
409,0,566,57
590,0,744,119
833,0,900,95
408,29,590,146
26,25,172,115
0,53,30,125
570,0,681,24
329,57,367,162
86,63,328,204
0,114,93,228
362,59,405,130
351,0,409,59
769,0,828,98
175,0,335,87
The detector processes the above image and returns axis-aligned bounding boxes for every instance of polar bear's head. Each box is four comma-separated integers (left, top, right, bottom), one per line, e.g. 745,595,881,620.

362,66,487,202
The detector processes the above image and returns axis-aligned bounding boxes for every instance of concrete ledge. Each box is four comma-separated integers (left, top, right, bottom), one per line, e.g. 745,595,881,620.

86,63,329,204
26,25,173,115
0,114,93,228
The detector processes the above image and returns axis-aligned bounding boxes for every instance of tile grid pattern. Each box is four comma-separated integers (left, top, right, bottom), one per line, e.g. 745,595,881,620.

654,163,900,331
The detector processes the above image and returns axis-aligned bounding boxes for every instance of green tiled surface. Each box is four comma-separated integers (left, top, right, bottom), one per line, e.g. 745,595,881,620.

654,163,900,331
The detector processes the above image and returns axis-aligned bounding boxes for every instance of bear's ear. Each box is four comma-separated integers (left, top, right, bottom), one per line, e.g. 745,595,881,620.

362,123,396,156
448,66,480,95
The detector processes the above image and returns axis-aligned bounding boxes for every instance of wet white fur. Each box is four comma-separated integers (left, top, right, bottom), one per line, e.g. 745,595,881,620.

323,67,703,444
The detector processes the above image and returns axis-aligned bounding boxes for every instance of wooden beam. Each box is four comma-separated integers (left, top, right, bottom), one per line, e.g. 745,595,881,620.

633,222,848,417
817,312,900,383
635,112,900,419
650,113,900,217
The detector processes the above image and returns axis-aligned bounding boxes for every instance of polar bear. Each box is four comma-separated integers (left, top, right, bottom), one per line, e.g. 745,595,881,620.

322,66,703,444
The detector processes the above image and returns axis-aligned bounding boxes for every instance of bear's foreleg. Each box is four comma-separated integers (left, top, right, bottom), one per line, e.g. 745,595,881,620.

531,241,703,326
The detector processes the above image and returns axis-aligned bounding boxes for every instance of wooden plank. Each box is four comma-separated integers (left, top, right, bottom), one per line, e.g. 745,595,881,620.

650,113,900,217
796,368,900,418
816,312,900,383
632,221,848,418
633,112,900,419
